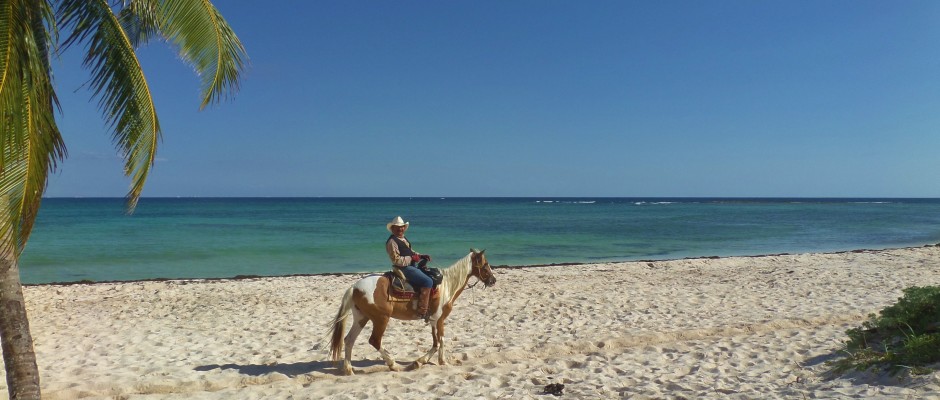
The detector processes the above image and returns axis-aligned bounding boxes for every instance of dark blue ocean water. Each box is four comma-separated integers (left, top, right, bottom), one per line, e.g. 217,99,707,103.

19,197,940,284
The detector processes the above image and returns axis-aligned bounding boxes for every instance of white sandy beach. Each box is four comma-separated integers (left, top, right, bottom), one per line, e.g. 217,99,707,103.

5,246,940,399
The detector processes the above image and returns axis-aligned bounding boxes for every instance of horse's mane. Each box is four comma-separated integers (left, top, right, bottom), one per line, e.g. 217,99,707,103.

439,252,474,302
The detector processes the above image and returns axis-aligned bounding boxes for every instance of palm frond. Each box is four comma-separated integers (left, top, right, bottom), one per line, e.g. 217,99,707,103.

121,0,160,48
157,0,248,109
0,0,65,257
59,0,160,212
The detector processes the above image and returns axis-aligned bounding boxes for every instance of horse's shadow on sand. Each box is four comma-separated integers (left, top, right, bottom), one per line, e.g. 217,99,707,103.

194,359,385,377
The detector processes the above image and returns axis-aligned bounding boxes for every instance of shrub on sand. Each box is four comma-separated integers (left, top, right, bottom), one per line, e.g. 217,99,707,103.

831,286,940,376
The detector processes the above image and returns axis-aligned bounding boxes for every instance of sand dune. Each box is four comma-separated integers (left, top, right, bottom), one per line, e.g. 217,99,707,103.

3,246,939,399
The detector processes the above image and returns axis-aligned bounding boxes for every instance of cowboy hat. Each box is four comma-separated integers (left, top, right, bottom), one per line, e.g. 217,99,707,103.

386,216,409,232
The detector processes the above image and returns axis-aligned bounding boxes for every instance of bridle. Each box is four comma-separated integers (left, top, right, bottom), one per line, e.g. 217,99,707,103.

470,256,495,288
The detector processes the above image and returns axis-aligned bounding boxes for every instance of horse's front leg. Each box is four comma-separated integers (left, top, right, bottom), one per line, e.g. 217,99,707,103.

414,324,440,368
436,319,448,366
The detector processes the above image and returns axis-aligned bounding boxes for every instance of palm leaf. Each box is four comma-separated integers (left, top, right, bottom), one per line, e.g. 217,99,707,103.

59,0,160,212
0,0,65,257
156,0,248,109
121,0,160,48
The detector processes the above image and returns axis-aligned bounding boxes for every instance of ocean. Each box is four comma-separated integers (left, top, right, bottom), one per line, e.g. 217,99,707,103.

19,197,940,284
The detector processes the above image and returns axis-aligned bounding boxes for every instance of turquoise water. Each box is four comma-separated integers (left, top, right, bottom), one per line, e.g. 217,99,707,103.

19,197,940,284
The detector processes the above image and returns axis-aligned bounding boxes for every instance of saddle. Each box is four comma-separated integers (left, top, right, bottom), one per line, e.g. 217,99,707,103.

385,268,442,302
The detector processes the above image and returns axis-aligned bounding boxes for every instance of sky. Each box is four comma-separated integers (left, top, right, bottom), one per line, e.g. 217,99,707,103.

44,1,940,198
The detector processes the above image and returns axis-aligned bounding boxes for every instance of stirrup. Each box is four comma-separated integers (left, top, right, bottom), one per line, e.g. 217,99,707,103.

416,304,430,321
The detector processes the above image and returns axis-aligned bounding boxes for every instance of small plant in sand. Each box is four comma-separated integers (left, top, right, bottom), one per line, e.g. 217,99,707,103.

832,285,940,376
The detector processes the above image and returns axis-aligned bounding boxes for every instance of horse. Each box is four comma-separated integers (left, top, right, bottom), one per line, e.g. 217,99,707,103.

328,249,496,375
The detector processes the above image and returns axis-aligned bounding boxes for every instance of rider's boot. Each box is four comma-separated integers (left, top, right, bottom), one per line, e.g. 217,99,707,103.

416,287,431,319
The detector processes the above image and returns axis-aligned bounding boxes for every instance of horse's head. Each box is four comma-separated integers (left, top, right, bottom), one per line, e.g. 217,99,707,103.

470,249,496,287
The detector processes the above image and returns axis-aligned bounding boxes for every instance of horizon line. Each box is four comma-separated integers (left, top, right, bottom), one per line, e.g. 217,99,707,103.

41,196,940,200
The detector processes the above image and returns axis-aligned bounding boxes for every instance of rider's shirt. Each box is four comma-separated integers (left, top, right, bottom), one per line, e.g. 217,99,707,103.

386,235,417,267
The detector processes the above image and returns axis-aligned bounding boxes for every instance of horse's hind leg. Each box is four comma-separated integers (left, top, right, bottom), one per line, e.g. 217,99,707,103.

342,309,368,375
368,316,400,371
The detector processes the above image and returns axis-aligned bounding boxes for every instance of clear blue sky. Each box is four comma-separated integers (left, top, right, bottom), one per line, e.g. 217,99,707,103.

45,1,940,198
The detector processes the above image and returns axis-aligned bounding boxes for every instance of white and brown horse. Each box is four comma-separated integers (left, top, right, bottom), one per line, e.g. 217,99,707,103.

328,249,496,375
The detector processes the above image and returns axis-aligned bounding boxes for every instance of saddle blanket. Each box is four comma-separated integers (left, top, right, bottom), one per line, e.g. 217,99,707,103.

384,271,439,302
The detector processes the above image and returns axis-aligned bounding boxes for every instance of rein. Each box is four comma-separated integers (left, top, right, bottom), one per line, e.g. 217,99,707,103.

427,253,491,294
465,259,490,290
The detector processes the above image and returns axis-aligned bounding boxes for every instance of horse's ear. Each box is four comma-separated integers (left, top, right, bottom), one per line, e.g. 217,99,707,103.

470,248,477,253
480,249,486,255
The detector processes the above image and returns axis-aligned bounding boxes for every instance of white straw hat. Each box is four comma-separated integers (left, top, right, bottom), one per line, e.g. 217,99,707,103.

386,216,409,232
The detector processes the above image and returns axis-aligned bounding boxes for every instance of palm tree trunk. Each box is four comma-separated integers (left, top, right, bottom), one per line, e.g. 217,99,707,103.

0,250,41,400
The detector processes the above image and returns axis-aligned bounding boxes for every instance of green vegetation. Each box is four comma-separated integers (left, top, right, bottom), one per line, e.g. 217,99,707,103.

1,2,246,397
832,286,940,376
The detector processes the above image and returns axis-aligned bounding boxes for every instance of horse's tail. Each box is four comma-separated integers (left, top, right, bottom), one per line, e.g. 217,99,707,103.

328,286,355,361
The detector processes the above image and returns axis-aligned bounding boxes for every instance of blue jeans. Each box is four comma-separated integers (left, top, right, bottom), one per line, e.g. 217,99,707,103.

398,265,433,289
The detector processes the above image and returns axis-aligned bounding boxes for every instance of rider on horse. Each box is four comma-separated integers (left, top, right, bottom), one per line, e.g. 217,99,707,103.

385,216,434,319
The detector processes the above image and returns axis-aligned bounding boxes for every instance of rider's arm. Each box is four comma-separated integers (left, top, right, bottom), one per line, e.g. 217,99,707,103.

386,239,414,267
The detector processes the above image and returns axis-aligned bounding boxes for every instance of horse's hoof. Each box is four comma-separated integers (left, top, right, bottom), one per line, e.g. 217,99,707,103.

342,368,354,376
388,364,400,372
